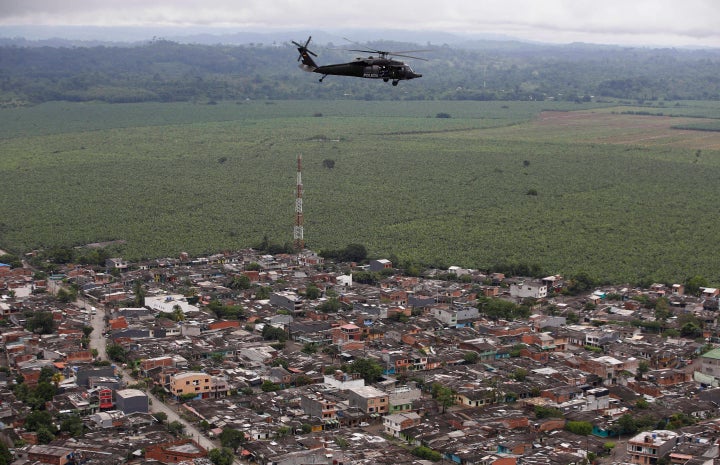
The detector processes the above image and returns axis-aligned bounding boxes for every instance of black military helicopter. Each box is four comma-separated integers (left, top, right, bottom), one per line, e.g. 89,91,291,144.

292,36,425,86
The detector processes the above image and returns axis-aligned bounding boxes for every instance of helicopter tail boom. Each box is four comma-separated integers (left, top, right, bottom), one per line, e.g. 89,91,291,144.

293,36,319,72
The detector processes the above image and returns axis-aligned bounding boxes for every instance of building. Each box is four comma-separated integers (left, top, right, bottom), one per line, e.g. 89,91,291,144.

145,439,207,463
300,391,338,423
386,384,422,412
700,347,720,378
383,411,421,437
270,291,304,313
626,430,679,465
369,259,393,272
432,305,479,328
168,371,228,400
346,385,389,415
115,388,149,413
105,258,128,271
27,445,74,465
510,280,548,299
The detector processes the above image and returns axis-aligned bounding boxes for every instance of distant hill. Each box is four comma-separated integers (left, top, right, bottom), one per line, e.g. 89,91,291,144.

1,33,719,104
0,26,524,47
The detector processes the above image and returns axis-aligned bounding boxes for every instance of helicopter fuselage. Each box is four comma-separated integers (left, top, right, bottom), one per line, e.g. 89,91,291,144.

294,37,423,85
309,57,421,81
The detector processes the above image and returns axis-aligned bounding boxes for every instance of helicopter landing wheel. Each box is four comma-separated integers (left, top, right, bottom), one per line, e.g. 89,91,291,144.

383,78,389,82
392,80,399,86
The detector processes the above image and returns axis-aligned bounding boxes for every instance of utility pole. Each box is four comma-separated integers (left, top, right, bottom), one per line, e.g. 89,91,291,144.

293,154,305,251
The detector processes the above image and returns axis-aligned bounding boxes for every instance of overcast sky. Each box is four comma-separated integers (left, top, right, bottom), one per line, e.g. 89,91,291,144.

1,0,719,47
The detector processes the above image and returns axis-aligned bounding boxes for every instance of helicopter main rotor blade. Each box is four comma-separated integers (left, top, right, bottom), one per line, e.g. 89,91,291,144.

345,48,429,61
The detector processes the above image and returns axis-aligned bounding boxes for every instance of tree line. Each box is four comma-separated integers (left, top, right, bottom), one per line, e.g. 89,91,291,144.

2,39,720,104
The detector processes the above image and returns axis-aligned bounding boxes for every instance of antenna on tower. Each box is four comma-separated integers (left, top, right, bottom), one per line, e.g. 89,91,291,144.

294,154,304,251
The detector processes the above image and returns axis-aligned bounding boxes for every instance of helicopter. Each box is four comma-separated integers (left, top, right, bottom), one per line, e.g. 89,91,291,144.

292,36,425,86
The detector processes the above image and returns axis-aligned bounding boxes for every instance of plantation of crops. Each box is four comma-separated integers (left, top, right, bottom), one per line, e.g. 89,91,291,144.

1,99,720,284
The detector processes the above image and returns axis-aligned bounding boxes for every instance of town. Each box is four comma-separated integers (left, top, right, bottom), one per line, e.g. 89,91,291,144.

2,247,720,465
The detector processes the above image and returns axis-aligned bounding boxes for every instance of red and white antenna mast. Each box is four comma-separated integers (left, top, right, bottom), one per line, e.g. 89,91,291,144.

294,154,305,251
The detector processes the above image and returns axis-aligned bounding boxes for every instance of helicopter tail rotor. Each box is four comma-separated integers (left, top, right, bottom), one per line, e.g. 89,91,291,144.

292,36,319,71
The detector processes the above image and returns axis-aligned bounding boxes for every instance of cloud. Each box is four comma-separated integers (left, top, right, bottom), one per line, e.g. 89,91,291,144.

1,0,719,47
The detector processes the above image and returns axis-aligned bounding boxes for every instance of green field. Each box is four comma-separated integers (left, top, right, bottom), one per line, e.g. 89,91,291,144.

2,99,720,284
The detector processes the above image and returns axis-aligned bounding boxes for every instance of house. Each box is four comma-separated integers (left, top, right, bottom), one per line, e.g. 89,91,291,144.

300,391,338,423
115,388,149,413
145,439,207,463
347,385,389,415
386,384,423,413
26,445,74,465
383,411,421,437
433,305,479,328
369,259,393,272
510,280,548,299
167,371,228,400
701,287,720,298
626,430,679,465
270,290,303,313
671,284,684,296
695,347,720,386
105,258,128,271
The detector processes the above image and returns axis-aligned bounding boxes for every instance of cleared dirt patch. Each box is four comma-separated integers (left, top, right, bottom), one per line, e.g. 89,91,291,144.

534,110,720,150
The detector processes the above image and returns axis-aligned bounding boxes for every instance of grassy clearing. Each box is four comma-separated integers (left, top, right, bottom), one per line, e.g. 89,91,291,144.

2,99,720,283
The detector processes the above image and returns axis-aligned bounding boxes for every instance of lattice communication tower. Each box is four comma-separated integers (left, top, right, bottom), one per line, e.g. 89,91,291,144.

293,154,305,251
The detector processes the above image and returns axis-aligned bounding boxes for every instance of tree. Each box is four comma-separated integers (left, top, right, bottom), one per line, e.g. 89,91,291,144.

432,383,456,413
412,445,442,461
322,159,335,169
261,325,288,342
304,284,321,300
565,420,593,436
218,428,246,451
685,275,709,296
301,343,317,354
171,304,185,322
346,358,384,384
261,380,281,392
535,405,563,419
153,412,168,424
317,297,341,313
209,448,235,465
26,311,55,334
254,285,271,300
24,410,55,432
56,287,77,303
322,344,340,363
566,272,596,295
229,274,251,290
106,343,127,362
36,427,55,444
680,321,703,338
463,351,479,364
133,280,145,307
613,414,638,436
0,442,12,465
168,420,185,436
636,361,649,380
59,414,85,437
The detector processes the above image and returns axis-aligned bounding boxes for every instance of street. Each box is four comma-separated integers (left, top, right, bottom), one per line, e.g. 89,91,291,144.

84,299,220,452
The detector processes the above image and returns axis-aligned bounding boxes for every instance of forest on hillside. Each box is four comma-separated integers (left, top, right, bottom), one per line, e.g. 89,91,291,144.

1,39,720,104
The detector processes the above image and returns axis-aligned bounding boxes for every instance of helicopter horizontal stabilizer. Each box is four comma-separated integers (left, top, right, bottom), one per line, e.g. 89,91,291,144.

299,63,317,73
